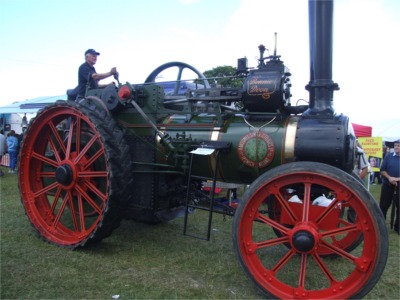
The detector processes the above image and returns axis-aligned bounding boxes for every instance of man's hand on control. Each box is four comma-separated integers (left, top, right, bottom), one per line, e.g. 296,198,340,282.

110,67,117,75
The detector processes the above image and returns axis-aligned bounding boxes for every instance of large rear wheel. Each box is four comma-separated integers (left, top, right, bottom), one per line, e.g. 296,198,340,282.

18,100,131,248
233,161,388,299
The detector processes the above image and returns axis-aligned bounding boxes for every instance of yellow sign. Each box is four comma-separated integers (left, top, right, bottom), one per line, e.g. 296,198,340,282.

358,137,383,172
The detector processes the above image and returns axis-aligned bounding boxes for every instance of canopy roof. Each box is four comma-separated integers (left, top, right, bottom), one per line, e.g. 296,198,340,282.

0,95,66,114
352,123,372,138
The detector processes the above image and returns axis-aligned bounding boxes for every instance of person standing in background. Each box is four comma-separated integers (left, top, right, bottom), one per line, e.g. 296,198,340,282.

379,139,400,235
0,130,5,176
354,140,369,182
6,130,18,174
384,146,391,159
369,157,377,184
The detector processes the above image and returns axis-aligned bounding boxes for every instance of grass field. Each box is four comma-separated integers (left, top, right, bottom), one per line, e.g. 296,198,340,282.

1,165,399,299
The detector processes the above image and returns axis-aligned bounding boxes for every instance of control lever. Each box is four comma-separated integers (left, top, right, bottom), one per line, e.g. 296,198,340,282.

113,72,120,86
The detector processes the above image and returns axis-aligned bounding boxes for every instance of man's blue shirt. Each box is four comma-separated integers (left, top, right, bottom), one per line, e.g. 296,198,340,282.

77,62,98,97
380,152,400,184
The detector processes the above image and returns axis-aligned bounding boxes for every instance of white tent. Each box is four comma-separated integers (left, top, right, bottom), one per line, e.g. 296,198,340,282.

372,118,400,143
0,95,67,114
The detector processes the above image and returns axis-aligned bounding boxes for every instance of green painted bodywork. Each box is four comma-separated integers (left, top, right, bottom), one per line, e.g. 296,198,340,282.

108,84,294,184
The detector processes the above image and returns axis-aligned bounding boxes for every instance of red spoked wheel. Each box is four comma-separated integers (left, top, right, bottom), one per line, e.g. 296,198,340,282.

18,100,130,248
233,162,388,299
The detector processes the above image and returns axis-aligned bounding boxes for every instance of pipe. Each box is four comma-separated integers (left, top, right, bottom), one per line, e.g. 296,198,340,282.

304,0,339,116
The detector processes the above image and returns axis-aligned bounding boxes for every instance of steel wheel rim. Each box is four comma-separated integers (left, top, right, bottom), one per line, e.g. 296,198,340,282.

19,105,109,246
237,172,379,299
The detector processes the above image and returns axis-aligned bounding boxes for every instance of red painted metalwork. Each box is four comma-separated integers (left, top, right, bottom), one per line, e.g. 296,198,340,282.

18,104,112,246
233,162,387,299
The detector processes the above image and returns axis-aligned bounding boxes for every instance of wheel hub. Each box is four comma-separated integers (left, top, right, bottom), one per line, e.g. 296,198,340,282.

55,164,73,186
292,230,315,252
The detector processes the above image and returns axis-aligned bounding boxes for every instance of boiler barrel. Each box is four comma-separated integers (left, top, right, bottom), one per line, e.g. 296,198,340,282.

158,113,353,183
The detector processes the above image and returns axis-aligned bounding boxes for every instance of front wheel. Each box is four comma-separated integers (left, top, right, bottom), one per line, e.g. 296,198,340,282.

233,161,388,299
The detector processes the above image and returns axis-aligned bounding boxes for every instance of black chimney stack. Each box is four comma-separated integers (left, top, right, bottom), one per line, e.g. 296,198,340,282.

304,0,339,116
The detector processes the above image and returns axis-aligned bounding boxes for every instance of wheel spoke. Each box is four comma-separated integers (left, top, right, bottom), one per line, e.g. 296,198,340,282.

48,134,63,163
73,133,100,165
52,192,69,229
301,182,311,222
39,171,56,178
77,194,86,232
33,181,59,198
320,239,357,263
50,186,63,214
275,192,298,223
32,151,59,168
271,249,296,273
257,212,290,235
75,183,103,215
82,179,107,202
48,120,66,156
298,253,308,288
314,198,340,224
75,116,82,156
65,119,75,159
82,148,105,169
256,235,290,249
67,191,79,232
79,170,108,178
338,217,354,227
177,66,184,81
312,253,338,284
321,223,359,239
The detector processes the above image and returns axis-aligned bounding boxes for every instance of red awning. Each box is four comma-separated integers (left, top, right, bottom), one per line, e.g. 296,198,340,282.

352,123,372,138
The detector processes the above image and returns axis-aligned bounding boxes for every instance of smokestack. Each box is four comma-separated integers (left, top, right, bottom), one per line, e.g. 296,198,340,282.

304,0,339,116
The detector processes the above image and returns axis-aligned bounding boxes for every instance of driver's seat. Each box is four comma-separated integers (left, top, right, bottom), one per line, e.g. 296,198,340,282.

67,86,79,101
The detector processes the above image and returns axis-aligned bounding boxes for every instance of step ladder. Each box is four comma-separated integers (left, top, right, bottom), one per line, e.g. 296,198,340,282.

183,141,231,241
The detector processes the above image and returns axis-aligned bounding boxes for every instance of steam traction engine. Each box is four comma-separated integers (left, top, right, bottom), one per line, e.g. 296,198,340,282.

18,1,388,298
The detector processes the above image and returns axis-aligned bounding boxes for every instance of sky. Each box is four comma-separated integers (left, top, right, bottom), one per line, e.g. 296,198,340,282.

0,0,399,138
